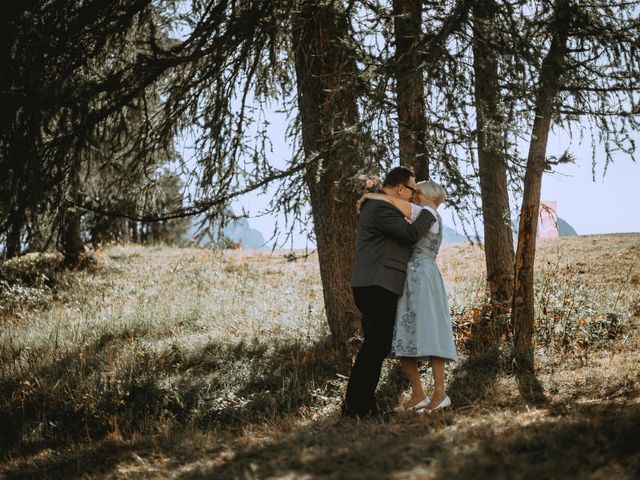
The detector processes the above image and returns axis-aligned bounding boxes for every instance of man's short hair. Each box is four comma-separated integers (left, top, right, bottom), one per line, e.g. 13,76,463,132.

383,166,415,188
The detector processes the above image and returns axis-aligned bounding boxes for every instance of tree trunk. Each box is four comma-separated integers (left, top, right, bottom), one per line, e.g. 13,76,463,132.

393,0,429,181
131,220,139,243
60,169,84,265
471,0,514,344
292,1,366,344
512,0,569,374
5,206,24,258
60,206,84,264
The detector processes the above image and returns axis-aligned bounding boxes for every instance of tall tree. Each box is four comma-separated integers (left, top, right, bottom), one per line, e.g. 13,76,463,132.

471,0,515,339
393,0,429,180
511,0,639,376
0,0,162,258
292,0,366,343
513,0,570,375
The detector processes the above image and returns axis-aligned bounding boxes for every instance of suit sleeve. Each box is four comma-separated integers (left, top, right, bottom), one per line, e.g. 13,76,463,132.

372,202,436,244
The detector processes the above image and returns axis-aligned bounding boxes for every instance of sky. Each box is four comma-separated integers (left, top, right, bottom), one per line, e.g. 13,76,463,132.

227,125,639,249
167,6,639,249
538,134,640,236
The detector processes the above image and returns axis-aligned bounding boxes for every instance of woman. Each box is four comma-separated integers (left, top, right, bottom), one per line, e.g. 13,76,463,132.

360,180,457,413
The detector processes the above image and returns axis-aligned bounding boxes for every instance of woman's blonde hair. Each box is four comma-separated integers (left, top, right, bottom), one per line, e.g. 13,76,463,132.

416,180,446,205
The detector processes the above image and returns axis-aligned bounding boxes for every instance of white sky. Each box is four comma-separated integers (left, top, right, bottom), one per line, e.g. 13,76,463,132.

538,133,640,236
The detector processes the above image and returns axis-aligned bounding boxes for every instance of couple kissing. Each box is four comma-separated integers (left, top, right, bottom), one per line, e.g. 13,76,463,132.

342,166,457,420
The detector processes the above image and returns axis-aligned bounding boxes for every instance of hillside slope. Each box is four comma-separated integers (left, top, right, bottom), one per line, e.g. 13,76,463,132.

1,234,639,479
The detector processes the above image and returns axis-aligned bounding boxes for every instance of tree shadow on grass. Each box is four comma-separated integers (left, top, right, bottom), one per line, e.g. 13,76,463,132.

3,363,638,479
178,399,640,479
444,401,640,480
1,438,144,480
5,400,637,480
448,344,548,408
448,348,503,407
0,328,149,451
515,369,547,405
0,331,347,464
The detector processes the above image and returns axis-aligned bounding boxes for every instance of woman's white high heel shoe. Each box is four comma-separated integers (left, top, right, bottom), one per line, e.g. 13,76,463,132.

427,395,451,414
409,397,431,411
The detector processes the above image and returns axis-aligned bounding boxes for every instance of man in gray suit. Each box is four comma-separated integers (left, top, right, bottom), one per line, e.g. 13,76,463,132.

343,166,436,419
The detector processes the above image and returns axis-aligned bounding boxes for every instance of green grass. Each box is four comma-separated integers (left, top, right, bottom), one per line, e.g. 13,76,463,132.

1,234,639,479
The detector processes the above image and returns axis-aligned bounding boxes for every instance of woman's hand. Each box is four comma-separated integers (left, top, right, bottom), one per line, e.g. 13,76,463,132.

356,194,369,213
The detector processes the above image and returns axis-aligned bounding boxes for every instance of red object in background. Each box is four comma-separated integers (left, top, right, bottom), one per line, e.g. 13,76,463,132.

539,201,559,238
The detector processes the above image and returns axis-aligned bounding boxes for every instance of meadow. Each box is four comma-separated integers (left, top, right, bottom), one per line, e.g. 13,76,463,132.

0,233,639,479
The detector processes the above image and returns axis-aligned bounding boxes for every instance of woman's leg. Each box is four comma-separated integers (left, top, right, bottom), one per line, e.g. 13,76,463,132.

400,357,426,406
428,356,447,408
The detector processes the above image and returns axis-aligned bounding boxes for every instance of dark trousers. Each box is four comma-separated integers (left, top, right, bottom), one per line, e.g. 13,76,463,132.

343,286,399,417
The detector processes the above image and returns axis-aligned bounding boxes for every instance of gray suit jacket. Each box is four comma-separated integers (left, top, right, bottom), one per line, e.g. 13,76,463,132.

351,199,436,296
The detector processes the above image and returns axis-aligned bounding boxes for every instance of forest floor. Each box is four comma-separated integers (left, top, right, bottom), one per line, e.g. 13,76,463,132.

1,233,639,479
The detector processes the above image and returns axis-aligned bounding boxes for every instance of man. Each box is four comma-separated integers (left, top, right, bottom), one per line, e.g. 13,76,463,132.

343,166,436,419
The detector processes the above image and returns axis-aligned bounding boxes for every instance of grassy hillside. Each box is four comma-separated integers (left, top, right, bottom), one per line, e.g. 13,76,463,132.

1,234,639,479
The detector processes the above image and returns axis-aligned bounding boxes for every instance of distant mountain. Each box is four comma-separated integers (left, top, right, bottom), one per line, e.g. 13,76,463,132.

223,218,266,249
188,215,575,249
442,216,578,244
188,216,266,249
442,225,469,244
219,220,468,247
558,218,578,236
231,221,470,247
513,215,578,237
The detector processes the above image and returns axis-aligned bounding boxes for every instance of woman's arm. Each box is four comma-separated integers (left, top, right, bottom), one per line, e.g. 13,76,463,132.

358,193,413,219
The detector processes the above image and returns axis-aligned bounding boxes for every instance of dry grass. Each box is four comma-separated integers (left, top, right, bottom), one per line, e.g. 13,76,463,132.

1,233,639,479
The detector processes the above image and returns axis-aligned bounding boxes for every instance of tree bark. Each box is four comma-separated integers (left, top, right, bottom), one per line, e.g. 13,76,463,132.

292,1,365,344
393,0,429,181
60,169,84,265
471,0,515,342
512,0,570,374
5,205,24,258
131,220,139,243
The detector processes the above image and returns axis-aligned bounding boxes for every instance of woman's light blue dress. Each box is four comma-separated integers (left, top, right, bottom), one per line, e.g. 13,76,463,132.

391,210,458,362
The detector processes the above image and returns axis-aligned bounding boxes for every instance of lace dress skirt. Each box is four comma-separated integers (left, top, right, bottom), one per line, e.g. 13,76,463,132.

390,256,457,362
